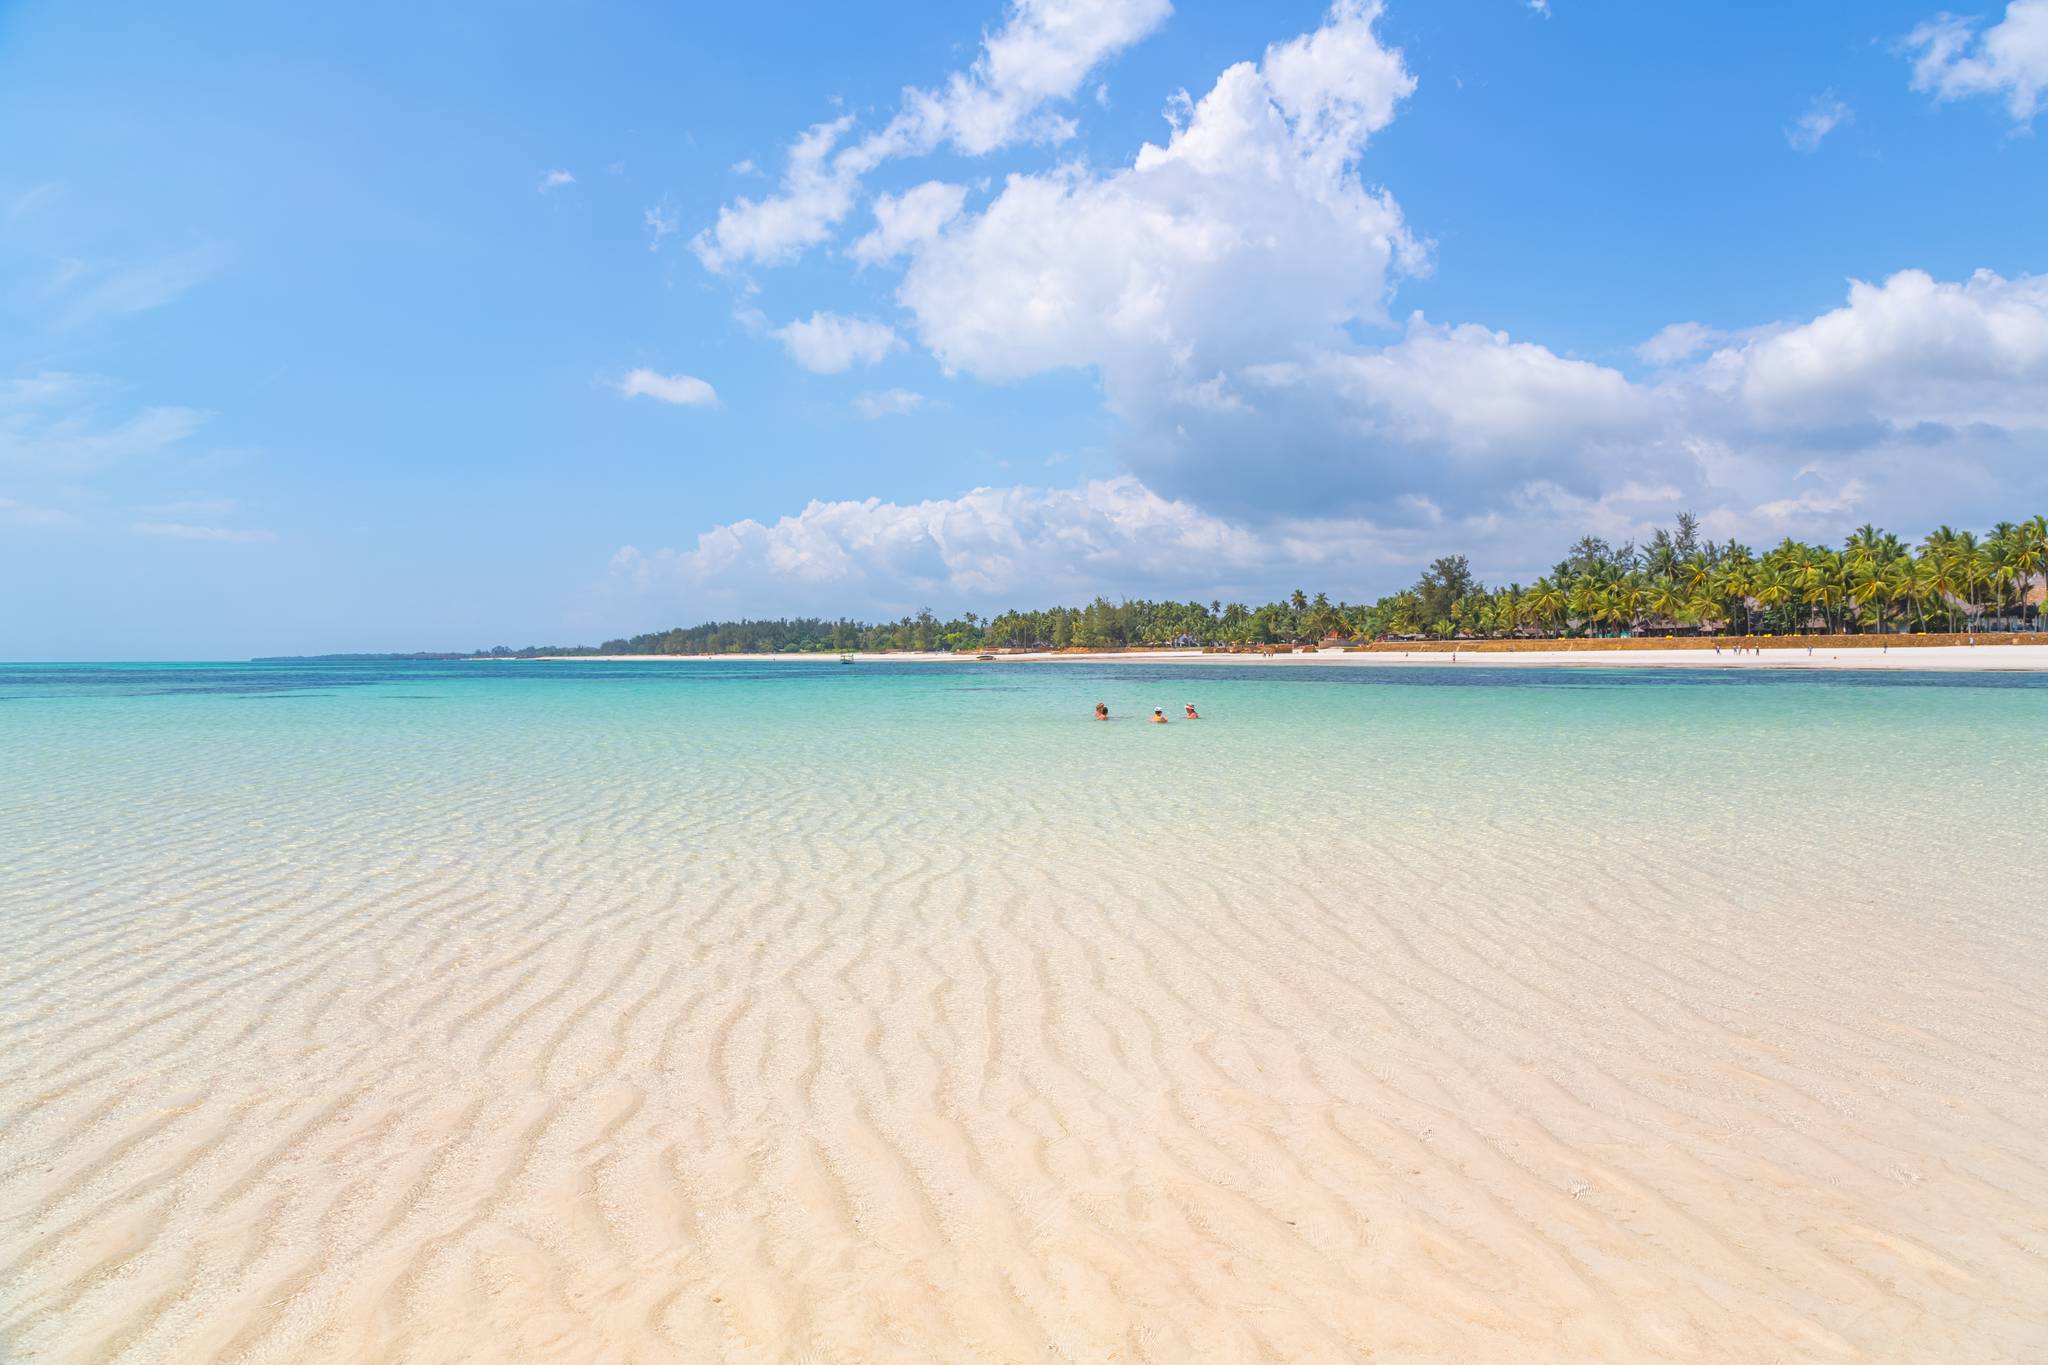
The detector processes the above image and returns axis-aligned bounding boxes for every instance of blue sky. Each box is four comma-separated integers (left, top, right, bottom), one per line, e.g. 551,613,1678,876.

4,0,2046,657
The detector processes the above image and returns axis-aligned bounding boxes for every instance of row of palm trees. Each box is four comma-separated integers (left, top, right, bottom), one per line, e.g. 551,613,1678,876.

1403,519,2048,640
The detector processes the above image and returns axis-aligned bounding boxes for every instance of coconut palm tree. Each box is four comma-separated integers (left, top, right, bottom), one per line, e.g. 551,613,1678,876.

1487,586,1520,638
1918,554,1966,633
1568,579,1602,636
1712,560,1758,634
1879,559,1913,634
1523,578,1568,636
1921,525,1961,557
1646,579,1685,629
1679,588,1725,634
2011,516,2048,631
1848,560,1888,634
1753,567,1793,632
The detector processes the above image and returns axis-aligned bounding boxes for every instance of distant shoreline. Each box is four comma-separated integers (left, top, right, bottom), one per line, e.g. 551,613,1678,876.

496,641,2048,672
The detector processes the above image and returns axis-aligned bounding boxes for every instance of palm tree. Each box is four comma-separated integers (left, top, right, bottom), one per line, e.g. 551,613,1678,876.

1646,579,1685,630
1523,578,1567,636
1845,523,1889,561
2011,516,2048,631
1985,540,2020,631
1712,560,1757,634
1879,559,1913,634
1791,550,1844,633
1568,579,1602,636
1753,567,1793,632
1490,586,1522,638
1848,562,1887,634
1918,554,1965,633
1610,578,1646,635
1683,589,1726,634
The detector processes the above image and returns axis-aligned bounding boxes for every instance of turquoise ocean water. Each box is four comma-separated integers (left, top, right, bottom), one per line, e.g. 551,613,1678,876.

6,657,2045,884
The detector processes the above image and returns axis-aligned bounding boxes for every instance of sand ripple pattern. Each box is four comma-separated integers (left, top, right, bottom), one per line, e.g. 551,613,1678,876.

3,663,2047,1362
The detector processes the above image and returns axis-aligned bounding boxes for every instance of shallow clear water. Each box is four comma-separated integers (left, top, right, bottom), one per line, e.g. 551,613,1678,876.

7,658,2044,904
4,660,2046,1361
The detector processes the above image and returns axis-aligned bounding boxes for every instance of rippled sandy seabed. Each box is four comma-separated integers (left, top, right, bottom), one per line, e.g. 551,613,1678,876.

3,660,2046,1363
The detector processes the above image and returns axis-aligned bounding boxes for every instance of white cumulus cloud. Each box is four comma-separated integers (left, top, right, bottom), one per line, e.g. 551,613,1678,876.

693,115,868,272
610,476,1286,614
1906,0,2048,123
900,0,1418,389
890,0,1174,156
693,0,1170,272
775,312,900,373
1697,268,2048,431
1636,321,1725,366
1290,315,1655,455
617,369,719,407
853,181,970,265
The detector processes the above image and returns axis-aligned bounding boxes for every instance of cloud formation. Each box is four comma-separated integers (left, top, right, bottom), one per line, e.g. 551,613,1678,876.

2,372,208,473
1698,268,2048,431
853,182,969,266
1906,1,2048,123
636,263,2048,612
617,369,719,406
693,0,1171,272
854,388,929,418
900,1,1417,388
867,4,2048,529
775,312,900,373
56,248,221,328
638,0,2048,615
610,476,1287,614
1786,93,1851,150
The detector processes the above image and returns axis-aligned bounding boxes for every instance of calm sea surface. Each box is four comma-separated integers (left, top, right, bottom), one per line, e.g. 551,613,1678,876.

6,657,2045,879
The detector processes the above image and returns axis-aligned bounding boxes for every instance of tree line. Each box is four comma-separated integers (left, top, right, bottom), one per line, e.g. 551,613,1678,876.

473,514,2048,655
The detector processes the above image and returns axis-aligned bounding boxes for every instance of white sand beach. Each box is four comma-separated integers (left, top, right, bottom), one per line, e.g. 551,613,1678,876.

5,661,2046,1362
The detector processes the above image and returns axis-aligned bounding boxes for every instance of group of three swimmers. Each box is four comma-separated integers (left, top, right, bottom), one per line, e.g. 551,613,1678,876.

1093,701,1199,722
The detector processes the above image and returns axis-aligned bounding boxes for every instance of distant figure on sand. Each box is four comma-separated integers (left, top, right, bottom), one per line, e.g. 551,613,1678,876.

1151,708,1169,724
1184,702,1200,719
1093,702,1109,721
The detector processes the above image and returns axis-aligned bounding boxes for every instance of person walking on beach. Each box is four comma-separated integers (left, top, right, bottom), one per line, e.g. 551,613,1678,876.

1151,708,1169,724
1184,702,1200,719
1094,702,1109,721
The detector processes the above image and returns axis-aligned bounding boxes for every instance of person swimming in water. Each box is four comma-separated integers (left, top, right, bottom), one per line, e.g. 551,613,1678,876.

1183,702,1200,719
1093,702,1109,720
1150,707,1169,724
